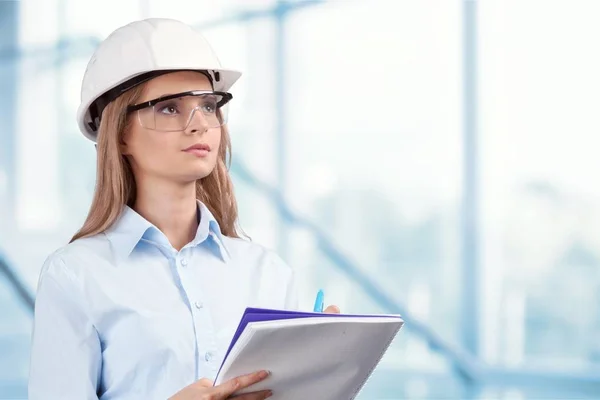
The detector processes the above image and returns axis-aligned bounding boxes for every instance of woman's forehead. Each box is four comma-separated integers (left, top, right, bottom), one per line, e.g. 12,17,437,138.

142,71,212,101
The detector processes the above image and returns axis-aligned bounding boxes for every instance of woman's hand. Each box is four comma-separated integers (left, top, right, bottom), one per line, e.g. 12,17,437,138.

169,307,339,399
324,305,341,314
168,370,272,400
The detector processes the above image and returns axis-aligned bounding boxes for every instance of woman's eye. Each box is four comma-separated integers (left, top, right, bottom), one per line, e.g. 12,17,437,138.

158,104,178,115
202,101,217,113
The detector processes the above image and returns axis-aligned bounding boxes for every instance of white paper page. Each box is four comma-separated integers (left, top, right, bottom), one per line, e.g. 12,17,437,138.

214,316,403,400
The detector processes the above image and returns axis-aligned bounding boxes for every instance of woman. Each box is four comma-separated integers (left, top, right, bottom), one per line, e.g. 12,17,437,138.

28,18,338,400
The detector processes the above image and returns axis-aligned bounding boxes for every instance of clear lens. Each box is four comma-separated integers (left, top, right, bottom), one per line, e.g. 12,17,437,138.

137,93,228,131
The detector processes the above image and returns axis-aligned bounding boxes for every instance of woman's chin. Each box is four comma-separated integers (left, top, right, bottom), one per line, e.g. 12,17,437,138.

178,167,215,182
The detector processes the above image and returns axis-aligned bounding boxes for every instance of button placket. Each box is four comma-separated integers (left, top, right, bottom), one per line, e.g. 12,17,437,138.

181,255,209,371
169,252,203,379
194,303,218,370
177,250,220,377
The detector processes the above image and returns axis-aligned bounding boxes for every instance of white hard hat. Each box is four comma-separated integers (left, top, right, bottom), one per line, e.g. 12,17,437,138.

76,18,242,142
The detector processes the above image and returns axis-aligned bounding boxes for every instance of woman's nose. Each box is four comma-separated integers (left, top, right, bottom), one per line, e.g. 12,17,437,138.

184,107,210,134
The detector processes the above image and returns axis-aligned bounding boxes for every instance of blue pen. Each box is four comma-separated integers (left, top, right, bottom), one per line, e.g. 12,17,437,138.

313,289,324,313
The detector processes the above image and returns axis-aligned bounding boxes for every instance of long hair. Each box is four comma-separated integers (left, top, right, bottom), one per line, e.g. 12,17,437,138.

70,85,241,242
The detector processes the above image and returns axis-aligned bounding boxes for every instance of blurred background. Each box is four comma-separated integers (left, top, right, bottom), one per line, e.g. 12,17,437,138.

1,0,600,399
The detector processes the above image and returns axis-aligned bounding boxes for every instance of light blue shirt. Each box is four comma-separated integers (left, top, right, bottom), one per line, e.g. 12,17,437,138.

28,201,298,400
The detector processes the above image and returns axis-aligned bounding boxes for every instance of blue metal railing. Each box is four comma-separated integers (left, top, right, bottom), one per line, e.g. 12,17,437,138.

0,252,34,312
229,160,600,395
230,161,481,384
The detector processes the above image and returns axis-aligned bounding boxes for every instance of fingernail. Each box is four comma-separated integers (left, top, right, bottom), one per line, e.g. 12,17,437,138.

265,390,273,398
259,370,269,378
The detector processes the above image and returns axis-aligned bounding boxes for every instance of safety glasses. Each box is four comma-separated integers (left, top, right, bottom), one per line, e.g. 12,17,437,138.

127,90,233,132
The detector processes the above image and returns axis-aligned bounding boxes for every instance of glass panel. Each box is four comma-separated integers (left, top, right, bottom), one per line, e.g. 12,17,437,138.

16,63,62,233
147,0,228,26
479,0,600,370
63,0,141,38
18,0,59,47
285,0,463,346
147,0,277,24
0,268,32,399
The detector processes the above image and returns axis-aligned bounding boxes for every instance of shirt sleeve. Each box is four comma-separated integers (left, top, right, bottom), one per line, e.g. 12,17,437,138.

28,254,102,400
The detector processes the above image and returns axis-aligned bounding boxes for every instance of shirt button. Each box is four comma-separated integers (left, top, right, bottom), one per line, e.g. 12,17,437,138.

180,258,188,267
204,351,213,362
194,301,203,309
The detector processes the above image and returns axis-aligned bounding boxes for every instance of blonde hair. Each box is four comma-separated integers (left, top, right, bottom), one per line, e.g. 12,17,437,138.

70,84,241,242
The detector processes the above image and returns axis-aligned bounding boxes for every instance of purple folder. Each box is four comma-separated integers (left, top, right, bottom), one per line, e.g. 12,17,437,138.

215,307,388,381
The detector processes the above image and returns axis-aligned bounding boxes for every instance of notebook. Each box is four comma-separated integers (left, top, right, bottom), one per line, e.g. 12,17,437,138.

213,307,404,399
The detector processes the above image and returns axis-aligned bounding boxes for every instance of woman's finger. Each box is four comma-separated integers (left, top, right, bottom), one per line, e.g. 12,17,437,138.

324,305,340,314
229,389,273,399
212,370,270,397
195,378,214,388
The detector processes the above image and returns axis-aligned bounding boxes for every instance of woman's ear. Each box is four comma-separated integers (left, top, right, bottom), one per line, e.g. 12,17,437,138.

119,130,130,155
119,141,131,156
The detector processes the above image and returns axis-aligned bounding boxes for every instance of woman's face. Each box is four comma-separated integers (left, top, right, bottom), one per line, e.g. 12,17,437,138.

121,71,222,184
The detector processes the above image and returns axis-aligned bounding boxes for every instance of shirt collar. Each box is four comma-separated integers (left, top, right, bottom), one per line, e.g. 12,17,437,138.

105,206,153,259
192,200,230,260
105,200,230,260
